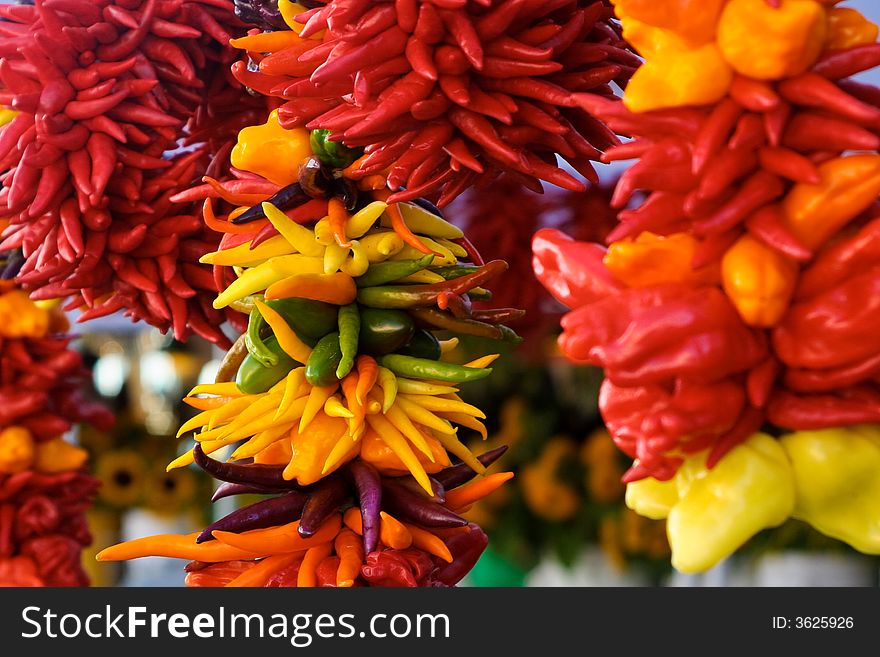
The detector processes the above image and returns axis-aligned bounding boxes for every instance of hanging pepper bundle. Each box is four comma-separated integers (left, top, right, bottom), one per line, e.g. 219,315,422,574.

0,276,110,586
97,113,520,586
0,0,262,345
227,0,637,205
535,0,880,571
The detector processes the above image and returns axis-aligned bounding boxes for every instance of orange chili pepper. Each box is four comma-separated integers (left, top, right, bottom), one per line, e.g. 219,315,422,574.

386,203,433,254
265,272,358,305
183,396,233,411
444,472,515,510
297,542,334,588
203,198,269,235
328,197,352,248
379,511,412,549
357,175,389,191
225,553,302,588
341,370,365,431
341,154,371,178
355,355,379,405
343,507,364,535
403,523,453,563
334,528,364,587
96,533,262,562
211,516,342,554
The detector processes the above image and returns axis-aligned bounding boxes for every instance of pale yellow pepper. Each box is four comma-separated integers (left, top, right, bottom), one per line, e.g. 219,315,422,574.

626,432,795,573
825,7,879,51
780,426,880,555
230,110,312,186
0,427,35,474
717,0,828,80
721,234,799,327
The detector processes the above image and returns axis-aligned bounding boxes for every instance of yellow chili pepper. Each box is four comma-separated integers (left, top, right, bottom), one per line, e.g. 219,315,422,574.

825,7,879,51
721,234,799,327
378,203,464,239
780,426,880,555
199,235,294,267
783,154,880,249
346,201,388,238
265,272,358,305
624,43,733,113
230,110,312,186
716,0,827,80
604,232,720,288
626,432,796,573
0,426,35,474
262,202,325,257
357,231,406,261
213,255,324,308
229,30,305,52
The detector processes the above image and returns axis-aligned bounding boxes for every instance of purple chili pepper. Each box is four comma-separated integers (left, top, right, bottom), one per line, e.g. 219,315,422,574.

193,443,302,489
297,474,350,538
381,480,467,528
433,446,509,490
347,461,382,554
231,182,312,224
196,491,307,543
211,481,286,503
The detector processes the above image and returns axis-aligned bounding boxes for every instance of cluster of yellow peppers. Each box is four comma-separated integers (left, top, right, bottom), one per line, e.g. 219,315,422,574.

615,0,878,112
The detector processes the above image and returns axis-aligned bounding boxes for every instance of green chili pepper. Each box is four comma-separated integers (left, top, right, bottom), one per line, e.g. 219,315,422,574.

358,307,415,355
356,254,435,288
309,129,363,169
306,331,343,386
357,260,507,309
467,287,492,301
398,328,441,360
245,306,278,368
430,264,480,280
410,307,523,343
264,298,338,344
336,304,360,379
377,354,492,383
236,335,296,394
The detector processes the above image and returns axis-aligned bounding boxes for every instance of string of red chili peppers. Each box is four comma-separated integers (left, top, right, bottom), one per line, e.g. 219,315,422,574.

534,6,880,483
231,0,638,206
0,267,111,587
0,0,261,346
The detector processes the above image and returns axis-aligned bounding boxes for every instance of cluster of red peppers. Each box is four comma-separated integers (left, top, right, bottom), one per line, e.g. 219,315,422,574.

0,0,265,346
534,0,880,571
0,262,112,586
227,0,636,205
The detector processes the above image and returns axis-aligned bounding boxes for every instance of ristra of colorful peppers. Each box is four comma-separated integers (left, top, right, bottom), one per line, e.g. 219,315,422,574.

0,0,264,346
97,116,520,587
0,272,111,587
226,0,637,205
534,0,880,571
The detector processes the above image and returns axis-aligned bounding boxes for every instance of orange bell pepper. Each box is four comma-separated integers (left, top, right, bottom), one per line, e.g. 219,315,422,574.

265,272,358,305
825,7,879,51
722,234,799,327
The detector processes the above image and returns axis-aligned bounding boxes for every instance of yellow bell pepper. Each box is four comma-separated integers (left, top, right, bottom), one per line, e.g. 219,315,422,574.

626,432,796,573
721,234,799,327
605,232,720,288
0,426,35,474
717,0,828,80
825,7,879,51
624,42,733,113
780,426,880,555
230,110,312,186
612,0,726,47
783,154,880,250
0,289,50,338
34,438,89,474
520,437,580,521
